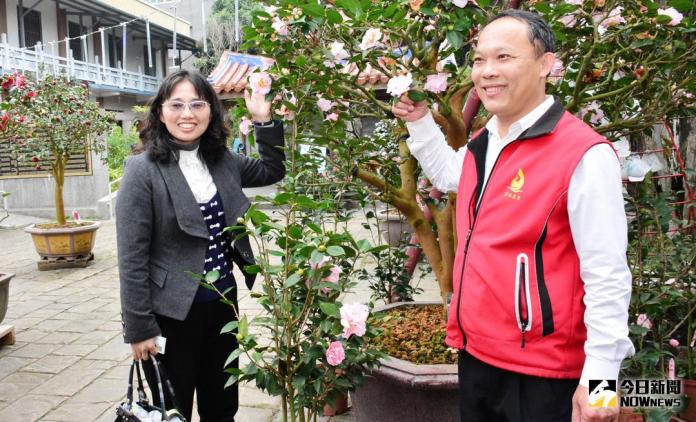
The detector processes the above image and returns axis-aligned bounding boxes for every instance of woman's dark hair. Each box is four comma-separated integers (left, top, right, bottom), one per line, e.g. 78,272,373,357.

139,70,230,163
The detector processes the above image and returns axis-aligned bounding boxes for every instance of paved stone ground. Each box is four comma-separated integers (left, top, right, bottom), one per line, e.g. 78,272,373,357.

0,211,440,422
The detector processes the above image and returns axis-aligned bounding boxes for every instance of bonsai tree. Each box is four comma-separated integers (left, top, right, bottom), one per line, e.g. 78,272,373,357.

0,72,113,226
239,0,695,307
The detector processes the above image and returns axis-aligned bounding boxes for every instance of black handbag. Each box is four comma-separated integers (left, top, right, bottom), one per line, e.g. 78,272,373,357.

115,357,187,422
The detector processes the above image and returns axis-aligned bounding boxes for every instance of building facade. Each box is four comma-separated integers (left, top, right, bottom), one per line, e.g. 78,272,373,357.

0,0,197,219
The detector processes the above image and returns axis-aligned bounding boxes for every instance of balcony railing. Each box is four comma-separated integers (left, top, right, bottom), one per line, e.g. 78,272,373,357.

0,34,161,94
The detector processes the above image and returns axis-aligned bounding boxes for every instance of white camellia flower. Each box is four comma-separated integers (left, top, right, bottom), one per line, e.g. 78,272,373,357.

360,28,382,51
386,73,413,97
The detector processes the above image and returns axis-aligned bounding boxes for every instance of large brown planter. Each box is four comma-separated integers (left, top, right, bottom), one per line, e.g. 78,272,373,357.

351,301,459,422
0,272,13,324
682,378,696,422
24,222,100,269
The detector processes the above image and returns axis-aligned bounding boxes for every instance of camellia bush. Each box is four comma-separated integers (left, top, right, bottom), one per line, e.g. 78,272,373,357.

239,0,695,307
206,194,384,422
0,72,113,226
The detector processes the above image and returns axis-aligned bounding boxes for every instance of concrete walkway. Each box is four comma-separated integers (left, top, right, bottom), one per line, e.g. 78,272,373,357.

0,213,440,421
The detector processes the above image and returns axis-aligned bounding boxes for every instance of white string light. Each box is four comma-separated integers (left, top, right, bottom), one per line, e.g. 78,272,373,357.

8,7,181,54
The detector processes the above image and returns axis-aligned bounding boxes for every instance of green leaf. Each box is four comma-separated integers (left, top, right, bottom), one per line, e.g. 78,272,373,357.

301,2,325,17
224,373,239,389
319,302,339,317
243,264,260,275
326,9,343,24
336,0,361,18
288,224,303,239
446,31,464,51
205,270,220,283
220,320,239,334
239,315,249,338
224,348,244,368
285,272,302,288
655,14,673,25
326,245,345,257
407,90,427,102
292,375,306,389
670,0,694,12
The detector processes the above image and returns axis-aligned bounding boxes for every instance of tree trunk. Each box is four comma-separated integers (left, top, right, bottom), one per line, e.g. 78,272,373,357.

52,155,67,226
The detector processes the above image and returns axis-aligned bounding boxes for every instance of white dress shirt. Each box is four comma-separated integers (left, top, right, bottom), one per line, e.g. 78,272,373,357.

405,96,635,386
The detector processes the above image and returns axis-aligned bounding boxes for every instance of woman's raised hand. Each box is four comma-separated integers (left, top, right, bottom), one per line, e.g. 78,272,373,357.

244,90,273,123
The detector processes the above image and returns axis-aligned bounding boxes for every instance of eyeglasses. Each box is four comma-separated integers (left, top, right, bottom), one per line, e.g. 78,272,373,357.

163,100,210,114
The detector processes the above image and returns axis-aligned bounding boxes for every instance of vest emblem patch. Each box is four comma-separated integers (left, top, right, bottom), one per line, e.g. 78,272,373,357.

504,168,524,201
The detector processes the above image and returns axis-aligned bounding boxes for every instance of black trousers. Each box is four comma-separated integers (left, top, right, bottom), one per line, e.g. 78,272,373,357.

458,350,578,422
143,300,239,422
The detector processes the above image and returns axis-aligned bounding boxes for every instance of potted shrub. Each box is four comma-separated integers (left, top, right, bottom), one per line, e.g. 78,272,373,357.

240,0,694,418
207,193,385,421
0,72,112,267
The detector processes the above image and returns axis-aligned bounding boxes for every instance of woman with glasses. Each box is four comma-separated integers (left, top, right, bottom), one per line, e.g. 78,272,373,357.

116,70,285,421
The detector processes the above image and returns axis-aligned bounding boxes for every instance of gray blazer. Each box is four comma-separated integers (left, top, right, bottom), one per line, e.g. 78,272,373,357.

116,122,285,343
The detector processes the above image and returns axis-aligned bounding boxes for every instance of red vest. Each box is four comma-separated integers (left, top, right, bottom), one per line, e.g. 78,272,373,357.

445,104,610,379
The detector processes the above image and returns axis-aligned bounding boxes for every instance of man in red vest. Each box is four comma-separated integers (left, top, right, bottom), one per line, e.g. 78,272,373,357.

393,10,633,422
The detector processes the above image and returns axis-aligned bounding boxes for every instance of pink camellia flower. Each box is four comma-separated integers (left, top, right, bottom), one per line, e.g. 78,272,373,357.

559,13,578,28
271,17,289,37
579,101,605,125
424,73,449,94
599,7,626,29
14,73,26,90
340,303,369,338
323,265,342,284
326,341,345,366
657,8,684,26
669,338,679,347
452,0,477,7
321,265,342,293
248,72,272,95
360,28,382,50
330,41,350,61
566,0,582,4
317,97,334,112
239,116,253,135
550,57,564,77
636,313,652,329
71,210,81,223
386,73,413,97
275,95,297,121
325,112,339,122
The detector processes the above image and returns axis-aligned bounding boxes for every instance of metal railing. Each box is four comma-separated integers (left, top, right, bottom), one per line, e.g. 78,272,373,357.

0,34,161,93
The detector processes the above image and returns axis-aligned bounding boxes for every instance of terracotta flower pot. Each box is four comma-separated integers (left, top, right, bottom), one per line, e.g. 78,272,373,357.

24,222,100,268
351,301,459,422
0,272,13,324
322,392,349,416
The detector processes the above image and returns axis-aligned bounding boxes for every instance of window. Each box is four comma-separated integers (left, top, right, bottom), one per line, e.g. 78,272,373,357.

108,34,123,68
68,22,84,61
17,7,42,49
143,46,156,77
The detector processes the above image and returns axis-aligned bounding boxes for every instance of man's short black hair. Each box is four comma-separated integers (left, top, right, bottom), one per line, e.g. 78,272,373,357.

487,10,556,56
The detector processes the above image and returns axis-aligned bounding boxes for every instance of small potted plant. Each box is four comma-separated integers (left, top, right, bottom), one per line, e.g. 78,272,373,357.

1,72,113,268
